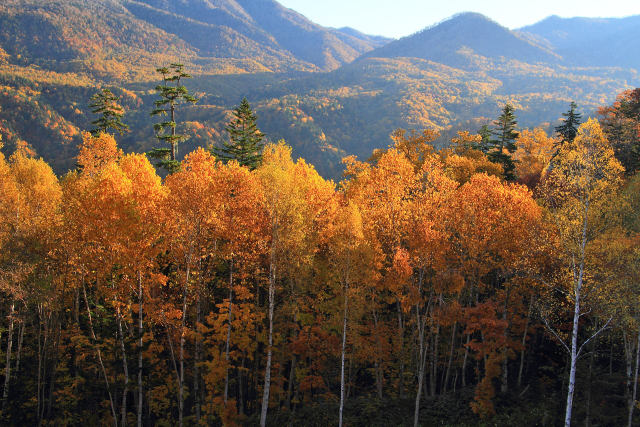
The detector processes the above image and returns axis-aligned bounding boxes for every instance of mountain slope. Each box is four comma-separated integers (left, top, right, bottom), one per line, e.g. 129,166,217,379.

363,13,560,69
0,6,638,179
124,0,385,71
0,0,389,80
519,15,640,70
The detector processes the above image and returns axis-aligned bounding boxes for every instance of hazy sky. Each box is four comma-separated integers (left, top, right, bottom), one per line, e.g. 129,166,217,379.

277,0,640,39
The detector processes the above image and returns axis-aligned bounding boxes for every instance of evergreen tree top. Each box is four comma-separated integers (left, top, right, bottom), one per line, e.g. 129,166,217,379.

491,103,519,152
554,101,582,144
214,97,265,170
89,88,129,136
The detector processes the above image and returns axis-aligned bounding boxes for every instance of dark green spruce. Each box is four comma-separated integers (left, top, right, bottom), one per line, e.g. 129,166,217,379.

554,101,582,145
89,89,129,136
477,124,492,154
214,97,265,170
148,64,198,173
488,103,519,181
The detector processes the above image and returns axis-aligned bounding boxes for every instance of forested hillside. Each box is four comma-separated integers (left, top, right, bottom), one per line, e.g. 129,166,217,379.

0,2,638,177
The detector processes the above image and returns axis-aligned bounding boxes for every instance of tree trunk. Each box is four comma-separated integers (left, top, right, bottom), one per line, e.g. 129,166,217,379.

83,283,117,426
372,309,383,400
194,291,201,423
46,320,62,420
117,308,129,427
260,257,276,427
518,296,534,388
15,318,24,377
170,103,176,161
628,326,640,427
585,341,594,427
564,275,581,427
430,322,440,397
339,279,348,427
397,301,405,398
224,259,234,406
2,298,16,410
443,323,457,394
564,199,589,427
36,306,43,427
179,261,191,427
501,287,511,394
413,307,429,427
286,350,296,411
239,356,245,416
564,260,584,427
462,333,470,388
137,271,143,427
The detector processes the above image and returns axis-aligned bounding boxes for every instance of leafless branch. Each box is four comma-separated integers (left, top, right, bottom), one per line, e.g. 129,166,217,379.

577,317,613,358
542,316,570,354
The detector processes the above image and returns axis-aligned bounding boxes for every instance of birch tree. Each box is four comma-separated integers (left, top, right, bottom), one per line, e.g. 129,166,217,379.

541,118,624,427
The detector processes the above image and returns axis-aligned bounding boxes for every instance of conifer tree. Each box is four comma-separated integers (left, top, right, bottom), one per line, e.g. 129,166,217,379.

89,89,129,136
214,97,265,170
478,124,492,154
489,104,519,181
149,64,198,172
555,101,582,145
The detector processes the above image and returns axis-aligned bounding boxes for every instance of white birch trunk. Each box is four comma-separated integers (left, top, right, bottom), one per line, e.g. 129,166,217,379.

339,283,348,427
2,299,15,410
260,257,276,427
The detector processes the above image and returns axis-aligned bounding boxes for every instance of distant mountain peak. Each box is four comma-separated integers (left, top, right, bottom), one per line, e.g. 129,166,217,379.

362,10,558,67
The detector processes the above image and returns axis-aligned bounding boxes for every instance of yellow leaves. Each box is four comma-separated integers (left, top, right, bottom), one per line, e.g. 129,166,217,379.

542,119,625,256
6,150,62,240
77,132,122,176
441,132,503,184
550,118,623,197
515,128,556,187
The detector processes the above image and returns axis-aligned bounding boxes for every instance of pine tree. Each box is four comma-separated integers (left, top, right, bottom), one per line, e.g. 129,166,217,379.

478,124,492,154
555,101,582,144
488,104,519,181
89,89,129,136
149,64,198,173
214,97,265,170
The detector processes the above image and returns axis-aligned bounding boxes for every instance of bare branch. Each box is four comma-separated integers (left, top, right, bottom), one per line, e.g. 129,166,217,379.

577,317,613,358
542,316,570,354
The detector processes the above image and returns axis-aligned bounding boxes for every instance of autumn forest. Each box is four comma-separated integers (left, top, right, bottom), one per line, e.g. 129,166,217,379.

1,76,640,427
2,1,640,426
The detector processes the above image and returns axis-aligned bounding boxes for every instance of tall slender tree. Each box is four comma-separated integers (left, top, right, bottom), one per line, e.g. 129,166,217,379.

214,98,265,170
541,119,624,427
149,64,198,172
555,102,582,145
89,89,129,136
489,104,519,181
478,124,492,154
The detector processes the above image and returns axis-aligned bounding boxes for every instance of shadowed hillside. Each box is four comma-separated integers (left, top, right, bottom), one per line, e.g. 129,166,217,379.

0,3,638,179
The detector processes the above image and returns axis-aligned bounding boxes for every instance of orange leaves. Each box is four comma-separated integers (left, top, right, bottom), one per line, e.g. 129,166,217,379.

514,127,556,188
451,174,542,281
77,131,122,175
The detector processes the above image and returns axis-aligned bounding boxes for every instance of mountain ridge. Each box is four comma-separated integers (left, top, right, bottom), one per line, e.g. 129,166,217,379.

0,2,639,178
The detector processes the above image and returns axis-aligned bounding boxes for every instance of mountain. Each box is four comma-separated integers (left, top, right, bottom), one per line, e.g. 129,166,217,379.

0,0,387,79
519,15,640,70
363,13,560,69
0,4,638,178
331,27,391,47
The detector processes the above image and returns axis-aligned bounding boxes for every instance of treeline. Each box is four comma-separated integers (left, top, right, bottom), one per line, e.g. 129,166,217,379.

0,89,639,427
